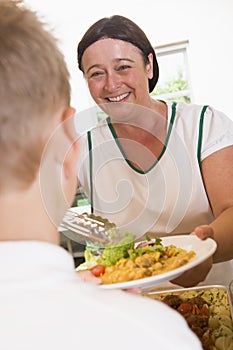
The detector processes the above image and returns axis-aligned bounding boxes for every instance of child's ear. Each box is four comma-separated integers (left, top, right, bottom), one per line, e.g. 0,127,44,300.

63,139,79,179
62,106,79,179
61,138,79,208
61,106,77,142
62,106,76,121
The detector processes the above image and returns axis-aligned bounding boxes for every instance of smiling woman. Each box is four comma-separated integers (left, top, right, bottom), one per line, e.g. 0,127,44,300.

75,14,233,289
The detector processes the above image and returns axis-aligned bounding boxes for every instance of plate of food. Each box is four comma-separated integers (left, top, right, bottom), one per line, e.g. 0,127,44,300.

76,234,217,291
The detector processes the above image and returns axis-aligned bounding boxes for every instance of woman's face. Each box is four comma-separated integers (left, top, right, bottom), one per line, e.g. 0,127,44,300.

81,38,153,118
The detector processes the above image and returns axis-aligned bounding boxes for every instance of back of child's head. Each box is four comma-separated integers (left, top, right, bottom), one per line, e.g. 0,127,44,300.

0,0,71,191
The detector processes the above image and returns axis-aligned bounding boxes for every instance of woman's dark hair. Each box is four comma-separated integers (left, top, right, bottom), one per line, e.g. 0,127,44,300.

77,15,159,93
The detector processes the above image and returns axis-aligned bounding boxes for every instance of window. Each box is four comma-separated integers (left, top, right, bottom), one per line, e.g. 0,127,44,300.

152,40,192,103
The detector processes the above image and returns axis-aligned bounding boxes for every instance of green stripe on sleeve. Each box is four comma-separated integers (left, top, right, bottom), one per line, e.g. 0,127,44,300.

197,105,208,166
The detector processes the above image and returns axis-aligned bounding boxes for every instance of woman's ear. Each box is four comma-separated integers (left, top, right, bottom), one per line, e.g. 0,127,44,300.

146,53,154,79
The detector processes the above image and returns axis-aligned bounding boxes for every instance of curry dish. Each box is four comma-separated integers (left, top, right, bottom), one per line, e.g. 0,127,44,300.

101,244,196,284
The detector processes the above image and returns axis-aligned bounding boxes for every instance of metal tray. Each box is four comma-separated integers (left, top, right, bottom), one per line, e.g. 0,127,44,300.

144,285,233,350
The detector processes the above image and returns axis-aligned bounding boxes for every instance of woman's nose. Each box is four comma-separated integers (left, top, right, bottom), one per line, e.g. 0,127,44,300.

104,72,121,92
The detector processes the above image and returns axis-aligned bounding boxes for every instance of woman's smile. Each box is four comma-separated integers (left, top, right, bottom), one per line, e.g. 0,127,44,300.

107,92,130,102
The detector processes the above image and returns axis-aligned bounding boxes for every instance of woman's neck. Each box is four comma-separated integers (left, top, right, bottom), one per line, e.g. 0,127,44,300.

109,100,168,171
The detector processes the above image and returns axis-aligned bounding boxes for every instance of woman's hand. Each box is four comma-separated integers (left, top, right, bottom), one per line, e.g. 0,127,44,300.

191,224,214,240
170,226,215,287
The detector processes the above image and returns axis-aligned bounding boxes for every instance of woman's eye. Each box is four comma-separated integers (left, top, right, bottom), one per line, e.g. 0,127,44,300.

117,65,130,71
90,71,104,78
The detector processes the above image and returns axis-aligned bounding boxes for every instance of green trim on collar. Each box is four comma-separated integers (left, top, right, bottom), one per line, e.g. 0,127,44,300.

87,130,94,213
107,102,177,174
197,105,208,166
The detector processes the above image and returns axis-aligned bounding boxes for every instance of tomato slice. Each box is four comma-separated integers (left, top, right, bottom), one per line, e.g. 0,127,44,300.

90,265,105,277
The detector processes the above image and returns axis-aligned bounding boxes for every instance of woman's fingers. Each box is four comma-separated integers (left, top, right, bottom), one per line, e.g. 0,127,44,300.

192,225,214,240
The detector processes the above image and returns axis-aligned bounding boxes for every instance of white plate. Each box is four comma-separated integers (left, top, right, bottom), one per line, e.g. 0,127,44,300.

100,235,217,291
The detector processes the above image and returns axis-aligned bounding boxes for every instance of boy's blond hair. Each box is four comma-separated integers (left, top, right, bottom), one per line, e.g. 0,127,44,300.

0,0,70,190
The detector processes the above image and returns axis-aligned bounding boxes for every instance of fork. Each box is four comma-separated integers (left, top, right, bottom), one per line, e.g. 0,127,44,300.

60,210,119,247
